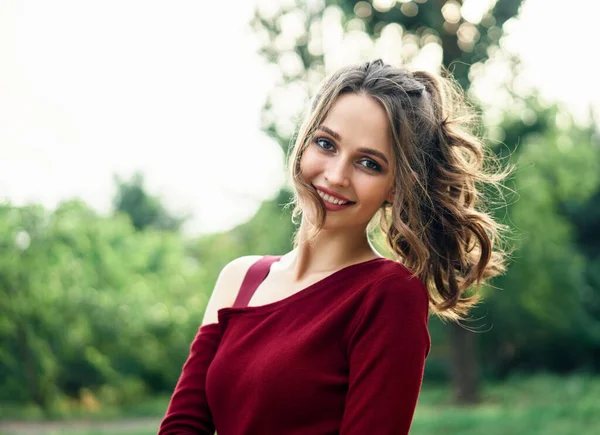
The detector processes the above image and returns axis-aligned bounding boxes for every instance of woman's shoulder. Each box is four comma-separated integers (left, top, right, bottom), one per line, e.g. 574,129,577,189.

200,255,264,326
215,255,267,294
362,257,428,297
337,257,426,297
368,256,420,280
222,255,265,276
352,258,429,320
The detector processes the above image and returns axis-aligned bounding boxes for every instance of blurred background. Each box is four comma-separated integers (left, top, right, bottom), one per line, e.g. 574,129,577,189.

1,0,599,434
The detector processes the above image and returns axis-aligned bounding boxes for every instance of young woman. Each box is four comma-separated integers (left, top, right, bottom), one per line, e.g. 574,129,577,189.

158,59,508,434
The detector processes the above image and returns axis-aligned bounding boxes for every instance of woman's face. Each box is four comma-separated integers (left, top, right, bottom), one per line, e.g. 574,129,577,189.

299,92,396,231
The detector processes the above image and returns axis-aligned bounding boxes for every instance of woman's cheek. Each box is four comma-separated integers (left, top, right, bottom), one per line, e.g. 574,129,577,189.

299,148,319,179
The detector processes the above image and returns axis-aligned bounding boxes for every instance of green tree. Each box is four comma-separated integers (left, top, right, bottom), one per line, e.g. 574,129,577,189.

0,200,209,411
112,171,188,232
476,114,600,376
561,119,600,335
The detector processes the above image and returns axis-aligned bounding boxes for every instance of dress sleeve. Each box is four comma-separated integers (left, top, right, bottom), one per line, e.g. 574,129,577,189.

340,274,431,435
158,323,221,435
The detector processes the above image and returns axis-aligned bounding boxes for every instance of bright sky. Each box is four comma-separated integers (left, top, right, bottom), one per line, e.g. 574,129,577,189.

1,0,598,235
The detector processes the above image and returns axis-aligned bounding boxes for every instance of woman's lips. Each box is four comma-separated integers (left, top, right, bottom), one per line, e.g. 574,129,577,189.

322,200,353,211
313,185,353,203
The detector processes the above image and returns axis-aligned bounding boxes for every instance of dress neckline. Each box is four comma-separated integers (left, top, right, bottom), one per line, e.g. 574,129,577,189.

218,256,392,319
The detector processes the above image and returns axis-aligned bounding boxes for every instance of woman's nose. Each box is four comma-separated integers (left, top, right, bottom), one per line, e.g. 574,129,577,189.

324,159,350,188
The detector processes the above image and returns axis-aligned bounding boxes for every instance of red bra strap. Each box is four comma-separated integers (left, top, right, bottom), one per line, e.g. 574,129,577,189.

232,255,281,308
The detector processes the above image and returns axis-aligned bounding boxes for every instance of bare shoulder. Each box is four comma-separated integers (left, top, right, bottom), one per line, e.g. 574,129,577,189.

201,255,263,326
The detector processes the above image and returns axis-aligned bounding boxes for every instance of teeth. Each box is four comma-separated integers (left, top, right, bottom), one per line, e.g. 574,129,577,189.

317,190,349,205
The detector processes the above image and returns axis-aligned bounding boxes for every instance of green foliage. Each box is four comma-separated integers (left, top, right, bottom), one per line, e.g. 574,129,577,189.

0,200,209,409
560,124,600,329
475,119,600,375
113,172,188,232
332,0,522,88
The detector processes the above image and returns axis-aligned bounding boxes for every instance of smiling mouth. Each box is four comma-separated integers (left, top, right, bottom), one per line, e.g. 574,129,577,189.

316,189,355,206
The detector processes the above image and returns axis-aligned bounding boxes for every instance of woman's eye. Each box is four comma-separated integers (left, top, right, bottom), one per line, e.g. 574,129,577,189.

314,137,334,151
360,159,381,172
312,137,381,172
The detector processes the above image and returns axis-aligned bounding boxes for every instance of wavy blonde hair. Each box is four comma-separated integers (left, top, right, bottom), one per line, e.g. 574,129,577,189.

287,60,511,321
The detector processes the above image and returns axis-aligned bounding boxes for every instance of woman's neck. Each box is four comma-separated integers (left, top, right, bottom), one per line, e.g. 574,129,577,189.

280,219,382,282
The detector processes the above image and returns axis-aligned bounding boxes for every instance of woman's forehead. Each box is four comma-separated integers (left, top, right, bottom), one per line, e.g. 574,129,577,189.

321,93,392,152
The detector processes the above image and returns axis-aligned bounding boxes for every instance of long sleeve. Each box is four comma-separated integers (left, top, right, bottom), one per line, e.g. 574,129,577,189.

340,274,431,435
158,323,221,435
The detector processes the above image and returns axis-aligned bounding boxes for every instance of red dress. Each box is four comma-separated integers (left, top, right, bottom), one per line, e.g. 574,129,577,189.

159,255,430,434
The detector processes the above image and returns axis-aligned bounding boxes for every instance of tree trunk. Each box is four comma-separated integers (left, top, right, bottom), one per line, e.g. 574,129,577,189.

448,322,481,404
17,323,46,409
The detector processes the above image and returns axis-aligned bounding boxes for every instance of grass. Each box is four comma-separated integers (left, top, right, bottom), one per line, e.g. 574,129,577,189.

0,395,170,422
410,373,600,435
1,374,599,434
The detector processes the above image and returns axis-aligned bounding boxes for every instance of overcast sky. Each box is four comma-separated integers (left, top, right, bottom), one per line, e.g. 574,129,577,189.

1,0,598,235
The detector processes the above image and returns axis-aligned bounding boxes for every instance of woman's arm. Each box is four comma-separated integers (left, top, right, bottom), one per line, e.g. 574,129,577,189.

158,323,220,435
340,274,431,435
158,256,261,435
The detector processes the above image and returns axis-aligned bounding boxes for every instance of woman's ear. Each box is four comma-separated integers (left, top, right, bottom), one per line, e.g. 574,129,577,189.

386,188,395,204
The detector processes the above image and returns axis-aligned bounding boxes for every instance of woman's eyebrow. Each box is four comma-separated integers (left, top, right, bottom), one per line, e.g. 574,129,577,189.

317,125,341,141
317,125,389,165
